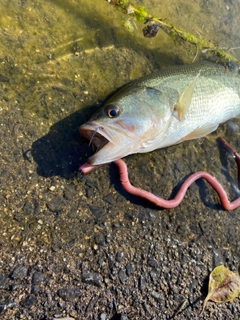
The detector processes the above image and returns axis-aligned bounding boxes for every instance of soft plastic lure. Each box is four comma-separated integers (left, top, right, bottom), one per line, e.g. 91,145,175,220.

79,138,240,210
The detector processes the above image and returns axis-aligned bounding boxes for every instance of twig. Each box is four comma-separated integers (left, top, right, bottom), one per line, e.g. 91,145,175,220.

106,0,239,63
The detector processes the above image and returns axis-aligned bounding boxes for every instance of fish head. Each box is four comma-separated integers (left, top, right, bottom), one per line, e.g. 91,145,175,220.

79,86,174,165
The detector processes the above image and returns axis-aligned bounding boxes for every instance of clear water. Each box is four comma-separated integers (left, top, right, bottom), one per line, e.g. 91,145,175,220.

0,0,240,270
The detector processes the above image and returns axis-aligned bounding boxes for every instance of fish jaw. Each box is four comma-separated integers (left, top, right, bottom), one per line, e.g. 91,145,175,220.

79,122,113,149
79,121,138,165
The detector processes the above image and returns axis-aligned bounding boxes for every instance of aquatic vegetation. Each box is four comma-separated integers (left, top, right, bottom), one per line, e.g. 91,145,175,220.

106,0,239,63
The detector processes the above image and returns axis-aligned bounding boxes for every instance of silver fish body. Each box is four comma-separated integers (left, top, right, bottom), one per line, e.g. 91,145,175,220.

80,61,240,165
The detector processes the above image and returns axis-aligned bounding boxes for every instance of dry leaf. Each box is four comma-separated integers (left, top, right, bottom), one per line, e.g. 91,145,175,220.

200,265,240,316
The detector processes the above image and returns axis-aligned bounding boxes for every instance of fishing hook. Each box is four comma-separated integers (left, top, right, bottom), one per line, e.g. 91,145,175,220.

88,127,103,147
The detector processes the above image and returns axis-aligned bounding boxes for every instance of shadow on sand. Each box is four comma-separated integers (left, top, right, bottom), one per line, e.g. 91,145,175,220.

31,105,98,179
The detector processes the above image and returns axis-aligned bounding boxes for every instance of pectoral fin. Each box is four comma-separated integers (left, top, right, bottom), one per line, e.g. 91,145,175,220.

174,71,201,121
181,123,218,141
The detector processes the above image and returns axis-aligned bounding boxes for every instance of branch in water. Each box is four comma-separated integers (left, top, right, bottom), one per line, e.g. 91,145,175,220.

106,0,239,64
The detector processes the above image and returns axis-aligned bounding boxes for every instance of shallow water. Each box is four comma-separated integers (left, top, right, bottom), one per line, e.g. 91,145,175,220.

0,0,240,319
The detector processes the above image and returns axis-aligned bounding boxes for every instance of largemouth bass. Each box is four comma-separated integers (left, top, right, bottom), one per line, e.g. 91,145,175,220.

80,61,240,166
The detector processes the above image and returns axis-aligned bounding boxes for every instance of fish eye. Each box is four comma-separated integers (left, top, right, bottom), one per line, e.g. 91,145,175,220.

105,105,120,118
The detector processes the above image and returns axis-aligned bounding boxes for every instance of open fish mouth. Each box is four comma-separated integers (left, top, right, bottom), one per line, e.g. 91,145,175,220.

79,121,130,165
79,123,111,155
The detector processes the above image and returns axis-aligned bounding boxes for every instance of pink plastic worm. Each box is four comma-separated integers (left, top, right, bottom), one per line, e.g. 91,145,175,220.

79,138,240,210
